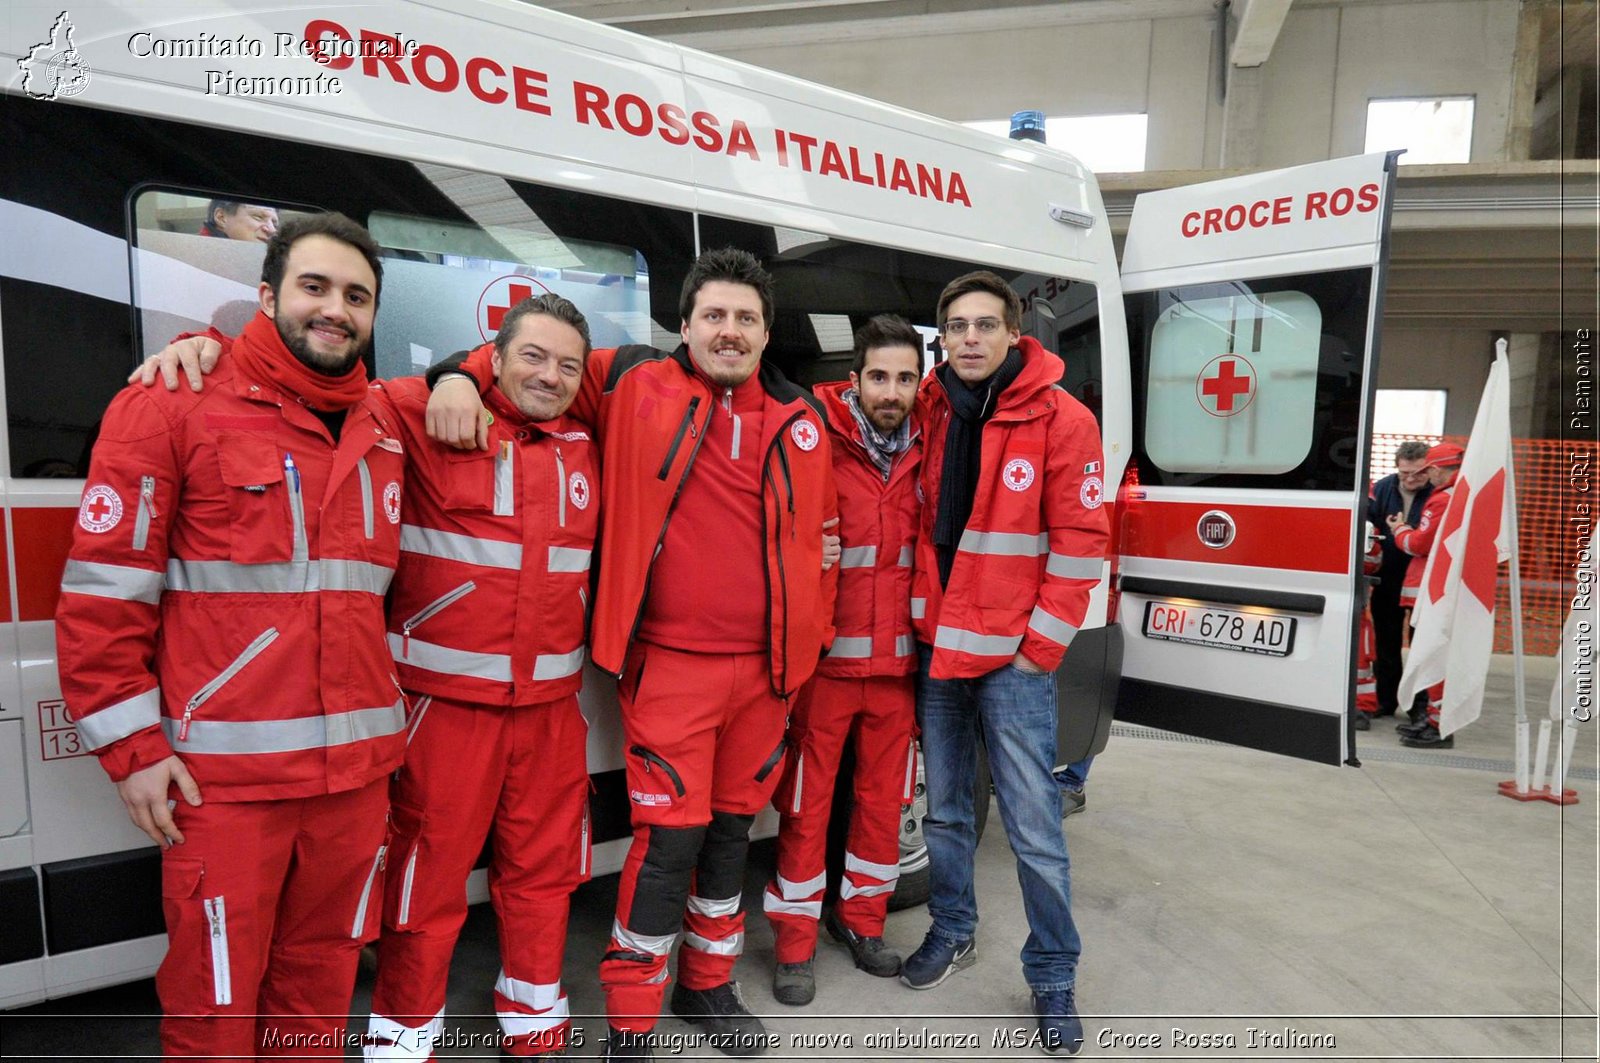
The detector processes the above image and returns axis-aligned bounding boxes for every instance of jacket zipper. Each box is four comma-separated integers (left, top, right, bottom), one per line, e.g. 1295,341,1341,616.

555,446,567,528
622,398,707,669
284,453,307,563
204,896,232,1006
723,387,743,460
656,397,701,480
754,735,787,784
790,751,805,814
629,744,686,797
356,457,374,539
180,628,280,741
132,475,157,551
401,581,477,657
350,843,388,938
579,805,590,878
399,845,419,925
494,440,515,517
762,416,802,697
405,695,433,745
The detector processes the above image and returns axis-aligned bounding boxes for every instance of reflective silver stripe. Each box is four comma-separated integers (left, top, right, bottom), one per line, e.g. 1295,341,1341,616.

495,972,563,1010
533,646,585,681
1027,605,1079,648
75,687,162,750
555,447,567,528
398,847,419,925
62,559,164,604
365,1011,443,1063
405,695,432,746
160,698,407,754
166,558,392,595
902,739,917,802
350,844,387,938
357,457,374,539
839,545,878,568
493,445,514,517
790,751,804,814
933,626,1022,657
686,894,742,918
845,851,900,882
826,636,873,659
682,930,743,956
1047,552,1103,580
897,545,913,568
762,893,822,919
498,1002,570,1036
910,597,926,620
205,896,232,1006
894,634,915,657
958,530,1048,556
547,546,592,573
839,878,897,899
613,920,676,956
389,634,512,682
133,476,156,552
775,870,827,898
400,523,522,570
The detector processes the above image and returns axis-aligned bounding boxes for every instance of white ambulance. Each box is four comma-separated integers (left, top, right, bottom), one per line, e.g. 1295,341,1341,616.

0,0,1394,1006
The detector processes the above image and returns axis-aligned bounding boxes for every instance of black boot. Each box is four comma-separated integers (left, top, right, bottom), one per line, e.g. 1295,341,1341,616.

601,1027,655,1061
1400,724,1454,749
670,981,769,1056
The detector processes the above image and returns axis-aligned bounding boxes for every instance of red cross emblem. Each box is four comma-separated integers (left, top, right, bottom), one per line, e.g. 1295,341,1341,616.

476,275,553,342
791,420,819,452
1079,476,1103,510
568,471,591,510
78,484,123,533
1196,355,1257,417
1003,458,1035,492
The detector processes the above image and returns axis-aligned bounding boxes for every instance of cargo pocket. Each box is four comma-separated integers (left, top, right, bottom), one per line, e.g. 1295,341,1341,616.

387,799,426,928
443,447,497,511
350,828,390,941
216,434,292,565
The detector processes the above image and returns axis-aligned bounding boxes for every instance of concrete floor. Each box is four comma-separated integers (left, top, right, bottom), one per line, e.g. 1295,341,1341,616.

7,660,1597,1061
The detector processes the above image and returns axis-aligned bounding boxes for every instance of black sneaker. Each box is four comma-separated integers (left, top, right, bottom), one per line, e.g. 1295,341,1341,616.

772,957,815,1005
1400,725,1454,749
824,908,901,977
669,981,769,1056
601,1027,655,1062
1031,988,1084,1055
1352,712,1371,731
899,931,975,989
1061,788,1086,817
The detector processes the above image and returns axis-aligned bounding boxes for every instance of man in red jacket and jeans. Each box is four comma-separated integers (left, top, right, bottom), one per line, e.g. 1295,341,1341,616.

903,271,1107,1056
426,248,839,1061
762,315,924,1004
57,213,406,1059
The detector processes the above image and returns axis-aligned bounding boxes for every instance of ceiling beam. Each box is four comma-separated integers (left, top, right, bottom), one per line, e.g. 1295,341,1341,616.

1228,0,1294,67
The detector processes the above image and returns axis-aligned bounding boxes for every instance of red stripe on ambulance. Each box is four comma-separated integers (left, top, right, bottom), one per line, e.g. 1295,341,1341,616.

1120,500,1350,573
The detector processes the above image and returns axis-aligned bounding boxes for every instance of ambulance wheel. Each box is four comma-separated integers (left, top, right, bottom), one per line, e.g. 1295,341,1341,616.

887,742,991,912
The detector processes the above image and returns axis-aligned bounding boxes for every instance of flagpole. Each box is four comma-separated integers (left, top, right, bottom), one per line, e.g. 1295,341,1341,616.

1499,338,1532,795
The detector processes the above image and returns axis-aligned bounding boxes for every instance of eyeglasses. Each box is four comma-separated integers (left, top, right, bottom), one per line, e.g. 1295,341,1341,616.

941,317,1005,337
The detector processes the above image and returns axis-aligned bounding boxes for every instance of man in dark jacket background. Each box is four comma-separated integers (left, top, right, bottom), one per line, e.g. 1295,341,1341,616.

1366,440,1433,725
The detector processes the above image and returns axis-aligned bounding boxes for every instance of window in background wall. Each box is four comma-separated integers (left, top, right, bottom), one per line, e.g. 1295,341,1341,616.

1373,388,1448,436
1364,98,1475,163
964,114,1147,172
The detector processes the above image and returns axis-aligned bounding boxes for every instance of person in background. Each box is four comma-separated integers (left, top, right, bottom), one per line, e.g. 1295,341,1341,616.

1365,440,1433,728
1391,442,1464,750
202,199,280,242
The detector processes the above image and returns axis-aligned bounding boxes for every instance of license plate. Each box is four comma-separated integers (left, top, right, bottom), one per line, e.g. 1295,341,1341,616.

1142,601,1297,657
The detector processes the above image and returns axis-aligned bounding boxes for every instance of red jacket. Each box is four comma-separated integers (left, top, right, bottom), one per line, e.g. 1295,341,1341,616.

911,337,1108,680
378,377,599,707
1395,484,1453,605
55,353,407,800
451,343,837,698
813,382,921,678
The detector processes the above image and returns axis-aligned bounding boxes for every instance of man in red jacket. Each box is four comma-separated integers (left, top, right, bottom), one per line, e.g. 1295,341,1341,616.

1390,442,1463,749
427,248,839,1061
56,213,406,1059
762,315,924,1005
902,272,1107,1057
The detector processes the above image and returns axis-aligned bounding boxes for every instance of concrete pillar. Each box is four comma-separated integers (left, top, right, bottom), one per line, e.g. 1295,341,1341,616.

1219,64,1266,168
1507,332,1542,438
1503,0,1549,161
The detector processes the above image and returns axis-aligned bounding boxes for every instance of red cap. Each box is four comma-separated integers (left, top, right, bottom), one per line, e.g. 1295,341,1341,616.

1424,443,1464,468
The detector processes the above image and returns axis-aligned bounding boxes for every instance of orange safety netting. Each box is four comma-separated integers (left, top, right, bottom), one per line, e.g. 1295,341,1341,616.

1370,433,1584,657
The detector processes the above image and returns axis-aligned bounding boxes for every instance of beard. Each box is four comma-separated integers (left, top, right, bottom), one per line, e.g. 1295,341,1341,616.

867,403,908,434
277,316,370,377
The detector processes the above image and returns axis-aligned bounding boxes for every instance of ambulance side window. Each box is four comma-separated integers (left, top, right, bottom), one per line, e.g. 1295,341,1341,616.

1125,268,1372,491
694,216,1096,396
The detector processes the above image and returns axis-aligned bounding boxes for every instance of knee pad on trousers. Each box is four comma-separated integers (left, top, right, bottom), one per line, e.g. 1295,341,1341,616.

696,811,755,900
628,823,707,935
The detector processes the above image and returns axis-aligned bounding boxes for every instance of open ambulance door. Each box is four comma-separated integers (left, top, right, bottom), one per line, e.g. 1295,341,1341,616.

1112,152,1399,766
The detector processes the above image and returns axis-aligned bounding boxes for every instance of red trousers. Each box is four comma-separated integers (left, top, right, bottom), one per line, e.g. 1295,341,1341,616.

157,777,389,1062
366,694,590,1060
763,674,915,963
1356,607,1378,715
600,643,788,1032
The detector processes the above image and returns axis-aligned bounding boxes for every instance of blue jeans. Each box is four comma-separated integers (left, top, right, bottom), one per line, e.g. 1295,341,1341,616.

1055,754,1092,793
916,646,1080,991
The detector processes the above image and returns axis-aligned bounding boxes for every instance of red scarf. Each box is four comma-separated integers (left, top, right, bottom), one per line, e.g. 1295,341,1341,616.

231,311,370,411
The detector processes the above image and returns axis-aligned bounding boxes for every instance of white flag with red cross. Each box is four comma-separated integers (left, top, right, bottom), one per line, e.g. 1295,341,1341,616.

1398,349,1514,736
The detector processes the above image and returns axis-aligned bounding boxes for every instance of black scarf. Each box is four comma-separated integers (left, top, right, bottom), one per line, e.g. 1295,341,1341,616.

933,348,1024,587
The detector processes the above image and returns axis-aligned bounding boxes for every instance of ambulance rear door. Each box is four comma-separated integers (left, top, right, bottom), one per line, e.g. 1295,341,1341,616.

1113,152,1398,766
